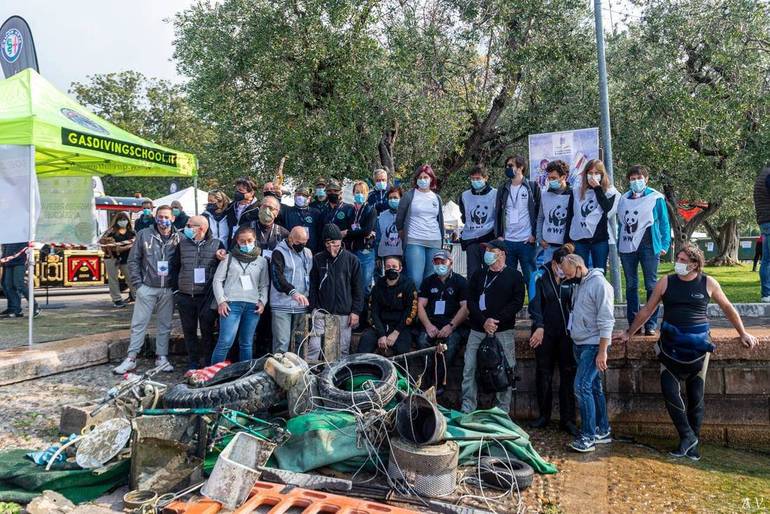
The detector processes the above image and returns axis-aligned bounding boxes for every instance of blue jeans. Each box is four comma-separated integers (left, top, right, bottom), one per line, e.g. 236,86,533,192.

1,265,29,314
760,223,770,297
404,244,441,289
503,240,537,298
211,302,260,363
355,249,376,296
620,240,660,331
574,241,609,274
573,344,609,440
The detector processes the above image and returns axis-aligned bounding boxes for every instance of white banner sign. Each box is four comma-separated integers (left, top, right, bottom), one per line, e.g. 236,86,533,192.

528,128,600,190
0,145,39,244
36,176,97,245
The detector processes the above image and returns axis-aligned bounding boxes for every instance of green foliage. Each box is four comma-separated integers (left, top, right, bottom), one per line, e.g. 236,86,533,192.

610,0,770,226
70,71,216,197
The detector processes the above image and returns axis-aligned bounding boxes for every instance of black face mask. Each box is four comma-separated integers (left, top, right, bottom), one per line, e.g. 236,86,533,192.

505,166,516,179
234,191,246,202
564,273,583,285
327,193,339,204
291,243,306,253
385,268,400,281
206,203,217,212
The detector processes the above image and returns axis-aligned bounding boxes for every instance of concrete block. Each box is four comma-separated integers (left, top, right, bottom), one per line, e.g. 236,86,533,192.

59,402,124,435
639,367,662,395
605,368,635,394
724,366,770,395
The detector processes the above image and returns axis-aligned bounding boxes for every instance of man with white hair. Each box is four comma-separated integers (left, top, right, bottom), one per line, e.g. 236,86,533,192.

367,168,390,213
170,215,224,371
271,226,314,353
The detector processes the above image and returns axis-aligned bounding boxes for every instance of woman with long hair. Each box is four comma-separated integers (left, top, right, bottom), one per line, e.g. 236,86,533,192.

568,160,619,272
99,211,136,307
395,164,445,289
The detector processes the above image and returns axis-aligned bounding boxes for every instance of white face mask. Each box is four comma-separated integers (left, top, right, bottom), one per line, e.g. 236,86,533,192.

674,262,691,276
588,174,601,184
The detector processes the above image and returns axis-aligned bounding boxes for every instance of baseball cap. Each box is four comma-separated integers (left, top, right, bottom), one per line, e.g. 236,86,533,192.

481,240,507,252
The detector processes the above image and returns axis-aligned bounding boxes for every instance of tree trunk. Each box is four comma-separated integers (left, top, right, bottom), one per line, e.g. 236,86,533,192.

703,218,740,266
660,177,721,253
378,122,398,174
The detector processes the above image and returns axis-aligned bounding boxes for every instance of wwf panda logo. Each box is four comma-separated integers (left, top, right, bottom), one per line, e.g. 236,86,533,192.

580,199,597,218
470,204,489,225
623,209,639,234
385,223,399,246
548,205,568,228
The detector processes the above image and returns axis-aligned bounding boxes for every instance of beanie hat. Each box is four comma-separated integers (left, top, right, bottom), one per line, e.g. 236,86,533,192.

322,223,343,242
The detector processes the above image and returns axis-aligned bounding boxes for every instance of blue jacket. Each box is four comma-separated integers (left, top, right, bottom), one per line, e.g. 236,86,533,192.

367,189,389,214
619,187,671,255
283,206,323,253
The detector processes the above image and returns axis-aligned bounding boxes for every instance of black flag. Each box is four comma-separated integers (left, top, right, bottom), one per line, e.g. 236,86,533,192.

0,16,39,78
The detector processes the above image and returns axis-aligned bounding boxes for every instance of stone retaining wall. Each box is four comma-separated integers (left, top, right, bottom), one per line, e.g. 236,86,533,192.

440,328,770,451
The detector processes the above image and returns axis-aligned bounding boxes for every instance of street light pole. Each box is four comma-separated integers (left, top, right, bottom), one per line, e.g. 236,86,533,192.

593,0,623,302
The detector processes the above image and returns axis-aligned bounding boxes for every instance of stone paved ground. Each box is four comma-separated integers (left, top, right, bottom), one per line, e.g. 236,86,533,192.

0,361,768,513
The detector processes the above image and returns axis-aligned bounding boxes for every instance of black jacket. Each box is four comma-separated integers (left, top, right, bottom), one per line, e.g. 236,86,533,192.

309,249,364,315
282,206,323,253
367,189,390,214
529,264,573,335
170,230,224,295
224,200,260,247
172,211,190,230
468,265,525,333
344,204,377,252
368,274,418,337
134,215,155,233
494,179,540,240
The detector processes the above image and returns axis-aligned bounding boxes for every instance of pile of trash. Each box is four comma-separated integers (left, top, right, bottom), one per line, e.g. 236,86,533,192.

0,346,556,513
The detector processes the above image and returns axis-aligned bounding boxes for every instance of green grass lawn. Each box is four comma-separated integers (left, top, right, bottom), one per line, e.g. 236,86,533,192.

619,262,762,303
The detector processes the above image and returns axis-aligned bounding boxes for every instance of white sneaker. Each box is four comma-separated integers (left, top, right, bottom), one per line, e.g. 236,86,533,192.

155,356,174,372
761,296,770,303
113,357,137,374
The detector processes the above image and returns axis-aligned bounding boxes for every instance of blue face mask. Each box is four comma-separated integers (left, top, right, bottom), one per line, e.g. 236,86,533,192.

417,178,431,189
434,263,449,276
630,178,646,194
156,218,172,228
183,227,195,239
354,193,366,204
172,208,181,217
471,179,486,190
483,251,498,266
143,208,152,216
315,188,326,198
375,181,387,191
240,243,255,253
295,196,307,208
548,179,562,191
388,198,400,210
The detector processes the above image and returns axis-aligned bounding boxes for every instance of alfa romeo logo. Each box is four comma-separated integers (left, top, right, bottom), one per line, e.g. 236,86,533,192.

2,28,22,63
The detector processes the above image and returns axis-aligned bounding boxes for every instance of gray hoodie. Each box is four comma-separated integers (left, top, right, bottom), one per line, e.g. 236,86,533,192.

569,268,615,346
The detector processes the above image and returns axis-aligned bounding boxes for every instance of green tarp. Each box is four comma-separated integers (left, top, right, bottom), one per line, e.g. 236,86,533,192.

0,450,129,504
0,69,196,177
273,407,557,475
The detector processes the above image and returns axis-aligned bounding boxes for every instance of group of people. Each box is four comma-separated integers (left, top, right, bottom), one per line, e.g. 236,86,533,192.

94,158,758,458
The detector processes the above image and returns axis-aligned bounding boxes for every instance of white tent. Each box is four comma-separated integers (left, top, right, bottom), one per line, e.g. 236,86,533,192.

154,186,209,216
443,200,463,229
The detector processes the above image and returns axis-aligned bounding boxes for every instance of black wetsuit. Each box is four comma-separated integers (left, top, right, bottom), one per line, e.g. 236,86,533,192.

657,273,711,446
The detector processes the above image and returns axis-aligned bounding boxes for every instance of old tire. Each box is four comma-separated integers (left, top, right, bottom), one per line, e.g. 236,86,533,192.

163,358,285,412
478,456,534,491
317,353,398,410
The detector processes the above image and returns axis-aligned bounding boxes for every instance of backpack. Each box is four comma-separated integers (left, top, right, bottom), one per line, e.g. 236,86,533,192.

475,335,515,393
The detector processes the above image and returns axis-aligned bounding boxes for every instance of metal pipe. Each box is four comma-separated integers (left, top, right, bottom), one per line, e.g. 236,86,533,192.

593,0,623,302
28,145,36,346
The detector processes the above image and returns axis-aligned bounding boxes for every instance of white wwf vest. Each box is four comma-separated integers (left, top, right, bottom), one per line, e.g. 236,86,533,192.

460,188,497,240
377,209,402,257
618,191,663,253
569,186,619,241
541,191,571,244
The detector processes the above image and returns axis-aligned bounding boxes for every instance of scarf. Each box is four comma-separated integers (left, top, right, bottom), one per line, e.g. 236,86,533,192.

230,244,261,263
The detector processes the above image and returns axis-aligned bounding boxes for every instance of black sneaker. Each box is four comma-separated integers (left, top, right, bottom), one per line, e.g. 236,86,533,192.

8,312,23,318
644,327,657,336
686,442,701,461
669,437,698,458
560,421,580,437
33,307,40,318
0,310,12,318
113,300,127,308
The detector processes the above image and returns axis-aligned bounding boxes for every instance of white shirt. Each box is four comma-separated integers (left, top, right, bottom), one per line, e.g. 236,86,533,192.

407,190,441,241
504,184,531,242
